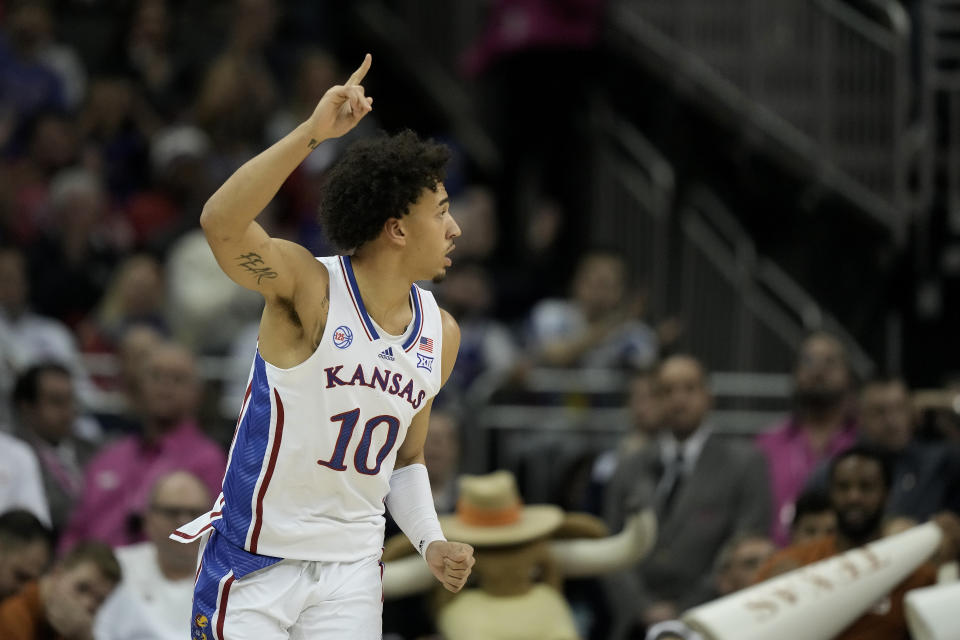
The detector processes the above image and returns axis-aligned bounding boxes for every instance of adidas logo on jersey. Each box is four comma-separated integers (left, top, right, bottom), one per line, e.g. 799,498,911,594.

378,347,395,361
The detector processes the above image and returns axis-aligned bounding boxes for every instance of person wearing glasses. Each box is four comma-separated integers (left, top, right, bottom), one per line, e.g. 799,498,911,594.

95,470,211,640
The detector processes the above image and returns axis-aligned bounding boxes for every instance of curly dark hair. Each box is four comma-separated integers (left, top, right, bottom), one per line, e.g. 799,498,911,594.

319,130,450,251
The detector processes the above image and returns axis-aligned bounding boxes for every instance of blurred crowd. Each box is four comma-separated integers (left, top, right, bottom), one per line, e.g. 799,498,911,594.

2,1,960,639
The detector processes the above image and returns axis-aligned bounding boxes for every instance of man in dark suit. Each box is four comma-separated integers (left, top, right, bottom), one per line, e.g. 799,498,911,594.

604,354,772,632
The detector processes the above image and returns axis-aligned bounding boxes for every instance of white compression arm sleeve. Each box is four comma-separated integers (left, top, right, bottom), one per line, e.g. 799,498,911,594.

385,463,446,556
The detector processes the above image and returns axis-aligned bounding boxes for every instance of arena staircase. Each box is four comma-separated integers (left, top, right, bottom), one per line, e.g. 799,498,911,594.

606,0,927,245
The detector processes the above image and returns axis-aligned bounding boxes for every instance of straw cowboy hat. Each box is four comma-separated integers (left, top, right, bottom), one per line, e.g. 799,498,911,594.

439,471,564,546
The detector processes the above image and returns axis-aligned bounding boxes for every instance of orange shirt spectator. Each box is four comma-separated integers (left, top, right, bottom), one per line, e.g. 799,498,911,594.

0,581,63,640
0,542,119,640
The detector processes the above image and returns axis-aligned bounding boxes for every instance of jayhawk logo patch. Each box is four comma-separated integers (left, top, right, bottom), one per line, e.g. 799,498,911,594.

193,613,209,640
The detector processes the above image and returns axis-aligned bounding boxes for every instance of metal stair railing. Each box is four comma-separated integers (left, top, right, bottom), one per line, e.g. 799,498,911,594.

590,101,677,319
608,0,919,242
587,106,875,377
352,0,500,175
678,186,876,377
922,0,960,216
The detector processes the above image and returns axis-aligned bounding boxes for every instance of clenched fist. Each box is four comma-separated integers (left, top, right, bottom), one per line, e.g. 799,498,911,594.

425,540,475,593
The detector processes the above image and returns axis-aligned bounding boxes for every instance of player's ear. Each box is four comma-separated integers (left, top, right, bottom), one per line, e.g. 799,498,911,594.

384,217,406,246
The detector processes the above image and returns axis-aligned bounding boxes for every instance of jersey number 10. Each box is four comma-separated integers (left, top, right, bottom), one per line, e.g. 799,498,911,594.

317,408,400,475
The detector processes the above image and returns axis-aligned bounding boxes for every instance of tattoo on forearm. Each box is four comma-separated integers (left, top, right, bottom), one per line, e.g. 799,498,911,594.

236,252,279,284
308,139,320,150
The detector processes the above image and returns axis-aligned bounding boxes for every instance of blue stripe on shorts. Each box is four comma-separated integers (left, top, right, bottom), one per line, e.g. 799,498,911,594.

192,529,281,639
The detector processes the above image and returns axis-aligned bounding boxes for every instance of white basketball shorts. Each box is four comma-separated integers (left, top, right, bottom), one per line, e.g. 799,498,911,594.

191,529,384,640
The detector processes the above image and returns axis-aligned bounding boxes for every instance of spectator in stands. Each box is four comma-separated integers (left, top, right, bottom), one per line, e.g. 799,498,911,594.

0,433,50,525
527,248,658,370
755,445,937,640
14,0,86,109
790,488,837,545
119,0,191,118
495,196,569,317
85,253,167,351
0,541,120,640
698,532,780,604
61,341,225,549
77,74,157,198
606,369,661,461
26,168,126,328
0,245,95,428
86,323,164,436
194,0,279,163
856,376,960,519
0,510,53,601
115,323,164,402
587,369,661,514
0,0,67,153
124,124,213,249
712,533,776,597
104,470,210,640
603,355,771,629
0,111,79,244
12,363,97,534
756,331,858,546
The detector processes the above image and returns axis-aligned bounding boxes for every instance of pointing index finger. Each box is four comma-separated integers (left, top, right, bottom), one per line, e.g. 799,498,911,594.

347,53,372,86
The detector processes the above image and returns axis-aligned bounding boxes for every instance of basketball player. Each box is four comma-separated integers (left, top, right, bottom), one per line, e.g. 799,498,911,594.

171,54,475,639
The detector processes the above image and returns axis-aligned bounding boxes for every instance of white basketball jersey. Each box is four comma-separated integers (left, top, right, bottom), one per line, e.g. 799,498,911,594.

190,256,443,562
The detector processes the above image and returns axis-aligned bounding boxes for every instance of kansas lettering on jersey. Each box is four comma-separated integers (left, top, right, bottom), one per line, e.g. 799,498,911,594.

323,364,427,410
177,256,443,563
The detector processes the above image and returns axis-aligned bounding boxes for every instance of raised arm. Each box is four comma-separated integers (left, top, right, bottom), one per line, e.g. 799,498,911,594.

199,54,374,301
